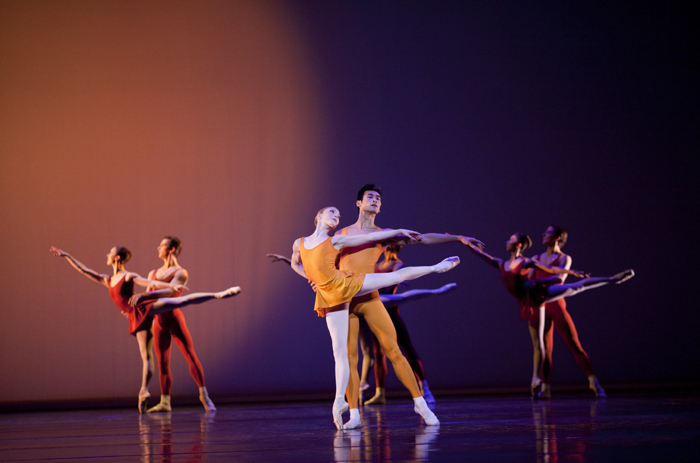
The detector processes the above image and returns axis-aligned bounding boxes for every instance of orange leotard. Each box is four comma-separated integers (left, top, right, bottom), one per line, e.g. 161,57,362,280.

299,236,365,316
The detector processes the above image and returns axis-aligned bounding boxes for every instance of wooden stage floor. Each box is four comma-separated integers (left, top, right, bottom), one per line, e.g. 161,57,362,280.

1,392,699,462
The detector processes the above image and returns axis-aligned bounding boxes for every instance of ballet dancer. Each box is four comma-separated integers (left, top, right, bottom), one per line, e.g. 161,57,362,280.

50,246,240,412
337,184,482,429
460,234,634,397
266,252,454,405
529,226,606,398
364,244,454,406
132,237,216,413
289,206,460,429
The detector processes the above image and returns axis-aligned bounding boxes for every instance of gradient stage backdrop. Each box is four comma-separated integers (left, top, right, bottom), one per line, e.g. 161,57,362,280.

0,1,697,407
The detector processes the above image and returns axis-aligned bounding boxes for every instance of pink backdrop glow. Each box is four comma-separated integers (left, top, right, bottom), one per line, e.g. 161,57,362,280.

0,0,330,403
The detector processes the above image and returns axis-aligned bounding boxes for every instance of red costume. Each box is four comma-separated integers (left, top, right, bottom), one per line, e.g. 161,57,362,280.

150,268,206,394
107,274,154,335
500,260,548,321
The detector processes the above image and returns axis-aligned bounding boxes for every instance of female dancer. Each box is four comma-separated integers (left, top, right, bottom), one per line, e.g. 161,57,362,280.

460,234,634,397
50,246,240,412
529,226,606,398
289,207,459,429
266,252,454,405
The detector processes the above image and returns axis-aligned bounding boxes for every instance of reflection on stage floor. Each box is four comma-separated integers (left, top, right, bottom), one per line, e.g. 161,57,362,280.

1,392,698,461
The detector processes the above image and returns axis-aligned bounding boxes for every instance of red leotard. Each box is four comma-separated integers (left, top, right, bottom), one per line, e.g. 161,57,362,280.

107,274,154,335
150,268,205,393
500,260,548,321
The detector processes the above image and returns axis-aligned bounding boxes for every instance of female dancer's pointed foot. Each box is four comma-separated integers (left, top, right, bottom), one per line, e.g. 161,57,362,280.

414,397,439,425
200,390,217,411
434,283,457,294
433,257,460,274
332,398,349,430
138,389,150,414
612,269,635,284
215,286,241,299
343,409,362,429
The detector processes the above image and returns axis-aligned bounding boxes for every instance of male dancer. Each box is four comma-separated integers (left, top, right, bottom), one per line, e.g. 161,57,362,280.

131,236,216,412
529,226,606,398
339,184,482,428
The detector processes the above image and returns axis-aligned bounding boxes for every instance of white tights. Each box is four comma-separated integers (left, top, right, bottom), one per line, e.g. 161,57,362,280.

325,308,350,400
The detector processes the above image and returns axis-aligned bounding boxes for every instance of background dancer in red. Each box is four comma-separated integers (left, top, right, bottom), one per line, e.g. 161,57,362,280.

50,246,240,412
134,237,216,413
529,226,606,398
461,234,634,398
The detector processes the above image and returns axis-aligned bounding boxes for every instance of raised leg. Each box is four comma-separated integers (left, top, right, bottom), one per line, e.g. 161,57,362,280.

150,287,241,315
355,258,460,297
544,270,634,303
380,283,457,307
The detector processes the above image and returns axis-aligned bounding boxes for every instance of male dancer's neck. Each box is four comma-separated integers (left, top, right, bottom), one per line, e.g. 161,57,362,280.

162,255,179,269
355,210,378,230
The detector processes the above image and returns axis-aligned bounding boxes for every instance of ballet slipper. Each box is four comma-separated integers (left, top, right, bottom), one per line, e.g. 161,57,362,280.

433,257,460,273
215,286,241,299
613,269,635,284
531,376,542,400
414,396,439,426
332,398,349,431
539,384,551,399
422,380,436,404
363,388,386,405
360,381,370,391
138,389,150,414
343,409,362,429
589,376,607,398
199,388,216,411
147,395,171,413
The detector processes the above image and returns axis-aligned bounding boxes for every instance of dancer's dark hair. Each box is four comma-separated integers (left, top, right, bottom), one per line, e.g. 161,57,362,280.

165,236,182,257
549,225,567,248
515,234,532,252
116,246,132,263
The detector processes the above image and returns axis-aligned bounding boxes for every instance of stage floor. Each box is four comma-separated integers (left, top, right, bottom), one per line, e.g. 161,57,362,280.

1,392,699,462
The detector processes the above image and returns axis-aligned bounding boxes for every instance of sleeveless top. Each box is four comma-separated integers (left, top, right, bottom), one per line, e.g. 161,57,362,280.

337,226,385,274
150,268,184,325
299,236,365,315
500,260,548,320
108,273,154,335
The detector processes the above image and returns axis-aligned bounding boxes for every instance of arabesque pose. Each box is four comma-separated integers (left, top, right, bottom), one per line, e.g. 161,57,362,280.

289,206,460,429
460,234,634,398
50,246,240,412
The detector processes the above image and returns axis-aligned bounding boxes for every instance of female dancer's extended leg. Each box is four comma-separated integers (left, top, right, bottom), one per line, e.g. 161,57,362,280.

150,287,240,314
135,329,155,413
355,257,459,297
326,306,351,430
544,270,634,303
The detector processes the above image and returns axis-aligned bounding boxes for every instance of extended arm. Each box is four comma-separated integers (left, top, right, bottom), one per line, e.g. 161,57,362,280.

524,257,587,278
131,273,188,291
413,233,485,250
331,228,420,249
529,254,571,284
49,247,109,286
130,269,189,307
459,238,502,269
266,253,292,265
